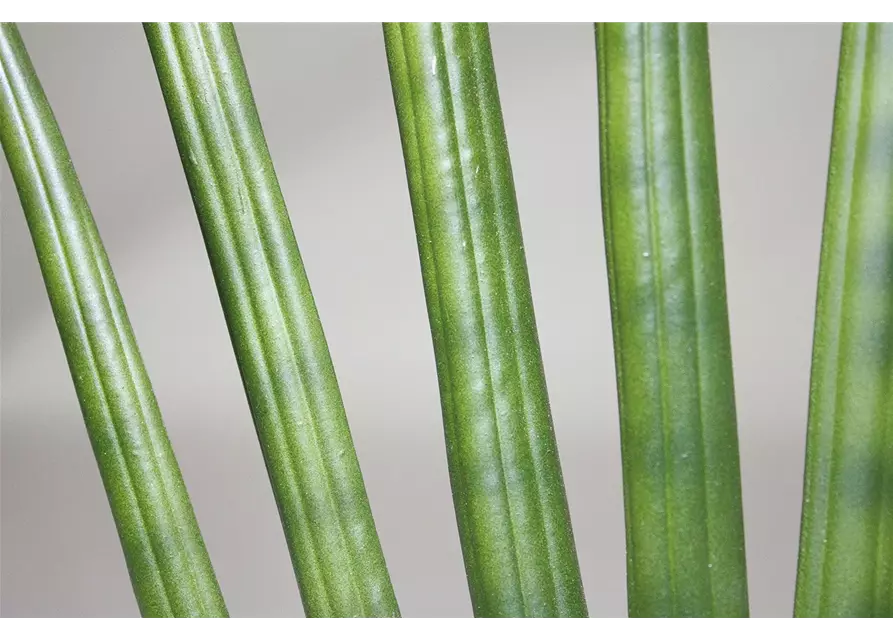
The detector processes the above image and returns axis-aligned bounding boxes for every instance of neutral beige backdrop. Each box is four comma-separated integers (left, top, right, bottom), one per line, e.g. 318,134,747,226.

0,23,841,617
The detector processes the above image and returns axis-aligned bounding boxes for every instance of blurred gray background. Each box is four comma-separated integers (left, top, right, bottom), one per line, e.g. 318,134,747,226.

0,23,841,617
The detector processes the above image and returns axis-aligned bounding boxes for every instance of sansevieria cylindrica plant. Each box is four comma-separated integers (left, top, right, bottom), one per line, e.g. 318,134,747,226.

795,22,893,618
595,22,749,617
0,23,228,617
384,22,588,617
4,20,892,620
143,22,399,617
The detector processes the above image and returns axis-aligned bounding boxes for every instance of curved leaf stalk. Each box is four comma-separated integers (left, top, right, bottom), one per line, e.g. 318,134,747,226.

143,22,399,618
0,22,228,618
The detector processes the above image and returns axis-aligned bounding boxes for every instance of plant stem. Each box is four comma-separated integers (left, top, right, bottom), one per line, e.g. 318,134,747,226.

143,22,399,618
795,22,893,618
0,22,228,618
595,22,749,617
384,22,587,618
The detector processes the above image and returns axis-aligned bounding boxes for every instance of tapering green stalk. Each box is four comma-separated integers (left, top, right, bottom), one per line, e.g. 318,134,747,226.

595,23,748,617
0,23,227,618
795,23,893,618
384,22,587,618
143,22,398,618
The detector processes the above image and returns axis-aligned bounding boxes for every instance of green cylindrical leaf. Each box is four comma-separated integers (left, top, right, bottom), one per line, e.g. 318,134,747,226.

795,22,893,619
0,23,227,618
143,22,399,618
595,23,749,617
384,22,587,618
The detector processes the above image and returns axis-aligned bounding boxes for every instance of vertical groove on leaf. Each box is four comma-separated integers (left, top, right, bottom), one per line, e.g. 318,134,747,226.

0,23,227,618
795,22,893,618
384,22,587,617
144,22,399,618
595,22,749,617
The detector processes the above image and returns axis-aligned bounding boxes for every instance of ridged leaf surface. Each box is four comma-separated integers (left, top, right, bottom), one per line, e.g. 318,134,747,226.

795,22,893,618
144,22,399,618
595,22,749,617
0,22,227,618
384,22,587,618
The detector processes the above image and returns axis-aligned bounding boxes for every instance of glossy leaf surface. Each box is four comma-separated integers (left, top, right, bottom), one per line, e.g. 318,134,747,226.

0,22,227,618
384,22,587,617
144,22,399,618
